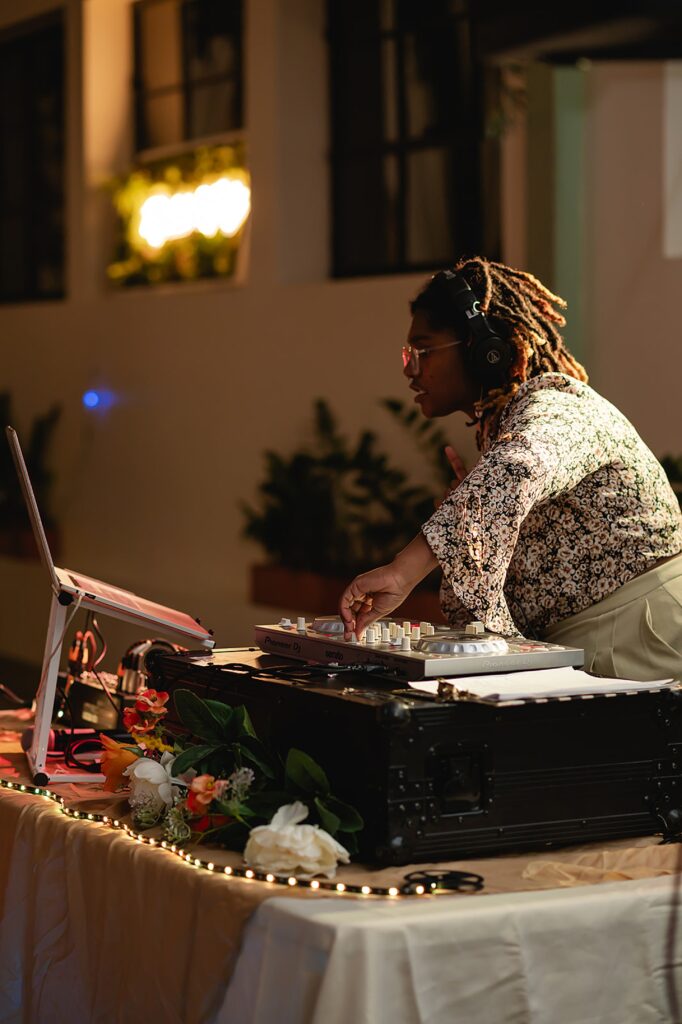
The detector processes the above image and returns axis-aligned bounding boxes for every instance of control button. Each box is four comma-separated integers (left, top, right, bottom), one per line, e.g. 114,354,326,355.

296,616,307,631
279,617,293,628
465,621,485,635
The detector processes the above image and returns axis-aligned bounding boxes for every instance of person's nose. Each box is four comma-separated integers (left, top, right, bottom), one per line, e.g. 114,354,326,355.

402,354,417,381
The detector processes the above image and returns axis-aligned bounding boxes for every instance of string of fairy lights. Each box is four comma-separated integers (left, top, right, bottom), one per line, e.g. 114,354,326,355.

0,777,442,898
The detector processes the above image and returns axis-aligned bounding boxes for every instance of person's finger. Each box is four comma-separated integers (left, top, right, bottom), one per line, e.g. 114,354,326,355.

340,579,375,636
354,605,381,638
444,445,467,483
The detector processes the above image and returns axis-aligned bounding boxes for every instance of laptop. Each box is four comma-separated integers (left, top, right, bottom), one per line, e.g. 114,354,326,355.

6,425,214,784
6,425,215,646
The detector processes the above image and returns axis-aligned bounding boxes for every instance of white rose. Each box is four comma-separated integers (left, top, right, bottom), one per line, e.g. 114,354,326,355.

244,801,350,879
124,752,177,812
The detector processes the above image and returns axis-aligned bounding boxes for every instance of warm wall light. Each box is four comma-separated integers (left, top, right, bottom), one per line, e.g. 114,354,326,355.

137,176,251,249
108,144,250,288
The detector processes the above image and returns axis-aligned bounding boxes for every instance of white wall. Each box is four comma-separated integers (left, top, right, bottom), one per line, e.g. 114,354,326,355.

586,62,682,453
2,5,681,673
0,0,479,668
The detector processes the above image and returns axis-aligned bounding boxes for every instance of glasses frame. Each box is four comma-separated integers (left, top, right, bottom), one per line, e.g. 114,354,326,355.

401,339,462,376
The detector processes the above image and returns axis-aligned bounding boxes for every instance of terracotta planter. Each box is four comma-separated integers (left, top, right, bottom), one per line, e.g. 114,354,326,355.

250,564,445,624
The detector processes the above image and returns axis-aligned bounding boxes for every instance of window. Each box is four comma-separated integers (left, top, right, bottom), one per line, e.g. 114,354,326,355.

328,0,492,278
0,12,65,303
133,0,244,153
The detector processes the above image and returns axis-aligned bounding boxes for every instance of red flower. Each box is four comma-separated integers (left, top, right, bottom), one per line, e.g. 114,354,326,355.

134,689,169,717
123,707,155,734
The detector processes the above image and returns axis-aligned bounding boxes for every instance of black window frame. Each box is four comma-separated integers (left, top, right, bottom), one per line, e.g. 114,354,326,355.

132,0,244,154
0,10,66,304
327,0,491,279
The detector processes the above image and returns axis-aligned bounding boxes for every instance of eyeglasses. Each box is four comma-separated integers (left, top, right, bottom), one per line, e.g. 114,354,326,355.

401,340,461,376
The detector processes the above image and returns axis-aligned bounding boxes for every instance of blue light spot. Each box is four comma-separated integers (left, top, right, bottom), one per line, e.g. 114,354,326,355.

82,389,117,412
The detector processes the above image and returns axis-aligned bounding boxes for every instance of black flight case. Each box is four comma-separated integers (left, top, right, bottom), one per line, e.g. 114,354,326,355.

150,647,682,865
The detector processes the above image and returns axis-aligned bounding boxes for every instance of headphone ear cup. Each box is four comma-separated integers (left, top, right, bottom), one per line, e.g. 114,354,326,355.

467,334,515,390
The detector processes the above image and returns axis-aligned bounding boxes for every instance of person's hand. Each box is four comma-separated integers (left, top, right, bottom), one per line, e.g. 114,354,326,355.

339,563,412,639
435,445,468,509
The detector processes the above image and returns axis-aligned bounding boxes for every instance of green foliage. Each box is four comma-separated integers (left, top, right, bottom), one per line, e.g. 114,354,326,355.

241,397,452,576
107,144,248,288
0,394,61,528
171,689,364,853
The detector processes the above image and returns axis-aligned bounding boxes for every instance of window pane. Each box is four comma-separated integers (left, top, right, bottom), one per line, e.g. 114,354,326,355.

382,39,398,142
334,154,390,273
406,148,453,264
380,0,394,31
383,155,401,265
188,80,239,137
142,91,184,148
185,0,241,83
0,14,64,301
139,1,183,90
405,31,458,141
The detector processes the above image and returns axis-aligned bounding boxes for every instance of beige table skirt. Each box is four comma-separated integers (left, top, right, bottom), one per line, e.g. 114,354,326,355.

2,733,682,1024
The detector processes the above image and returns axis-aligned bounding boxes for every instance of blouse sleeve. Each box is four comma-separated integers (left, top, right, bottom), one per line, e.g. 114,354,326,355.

422,384,620,634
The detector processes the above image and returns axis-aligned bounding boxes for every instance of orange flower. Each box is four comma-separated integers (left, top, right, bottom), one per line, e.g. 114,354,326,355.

187,774,220,815
100,734,140,792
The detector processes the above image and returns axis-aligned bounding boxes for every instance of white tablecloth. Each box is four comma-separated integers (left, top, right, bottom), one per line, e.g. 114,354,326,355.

218,875,682,1024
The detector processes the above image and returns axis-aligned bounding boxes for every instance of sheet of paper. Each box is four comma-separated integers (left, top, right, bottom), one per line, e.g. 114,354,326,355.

408,667,676,702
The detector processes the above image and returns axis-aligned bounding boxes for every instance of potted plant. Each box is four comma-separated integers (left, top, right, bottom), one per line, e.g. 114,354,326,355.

0,393,62,559
242,398,453,621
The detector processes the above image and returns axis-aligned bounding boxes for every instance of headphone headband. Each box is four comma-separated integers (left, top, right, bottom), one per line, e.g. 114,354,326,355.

432,270,514,390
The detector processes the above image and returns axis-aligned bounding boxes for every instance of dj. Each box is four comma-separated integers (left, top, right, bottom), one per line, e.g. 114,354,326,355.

339,257,682,679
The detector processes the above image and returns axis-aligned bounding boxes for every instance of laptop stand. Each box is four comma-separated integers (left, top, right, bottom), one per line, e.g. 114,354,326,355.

28,590,213,785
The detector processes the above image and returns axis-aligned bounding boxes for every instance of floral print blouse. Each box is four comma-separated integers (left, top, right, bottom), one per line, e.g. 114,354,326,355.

422,373,682,637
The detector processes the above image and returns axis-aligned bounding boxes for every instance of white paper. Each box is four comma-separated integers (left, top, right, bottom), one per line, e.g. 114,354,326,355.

409,667,677,703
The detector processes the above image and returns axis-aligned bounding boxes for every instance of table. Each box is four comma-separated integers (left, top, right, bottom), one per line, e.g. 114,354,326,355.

1,733,682,1023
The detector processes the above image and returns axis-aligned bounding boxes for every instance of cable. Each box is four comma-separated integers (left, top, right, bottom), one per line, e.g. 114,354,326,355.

90,614,107,668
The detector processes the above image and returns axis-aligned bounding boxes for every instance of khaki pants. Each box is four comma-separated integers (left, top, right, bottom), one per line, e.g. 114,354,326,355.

544,553,682,681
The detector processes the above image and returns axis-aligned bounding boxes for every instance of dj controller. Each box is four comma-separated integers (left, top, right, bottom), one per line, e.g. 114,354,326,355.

254,615,584,679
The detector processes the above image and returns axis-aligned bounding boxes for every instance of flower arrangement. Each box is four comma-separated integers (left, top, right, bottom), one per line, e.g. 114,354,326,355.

100,687,363,878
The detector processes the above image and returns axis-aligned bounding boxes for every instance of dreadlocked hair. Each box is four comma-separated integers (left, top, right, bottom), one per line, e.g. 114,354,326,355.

411,256,589,451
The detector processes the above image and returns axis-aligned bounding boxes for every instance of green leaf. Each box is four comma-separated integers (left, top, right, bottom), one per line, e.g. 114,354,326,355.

171,743,222,776
323,796,364,832
233,705,257,738
235,736,276,778
314,796,340,836
173,689,227,744
285,749,330,795
247,790,291,820
203,699,234,733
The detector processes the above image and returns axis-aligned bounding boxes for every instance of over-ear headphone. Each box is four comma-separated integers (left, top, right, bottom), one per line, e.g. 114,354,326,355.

434,270,515,391
117,638,185,693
